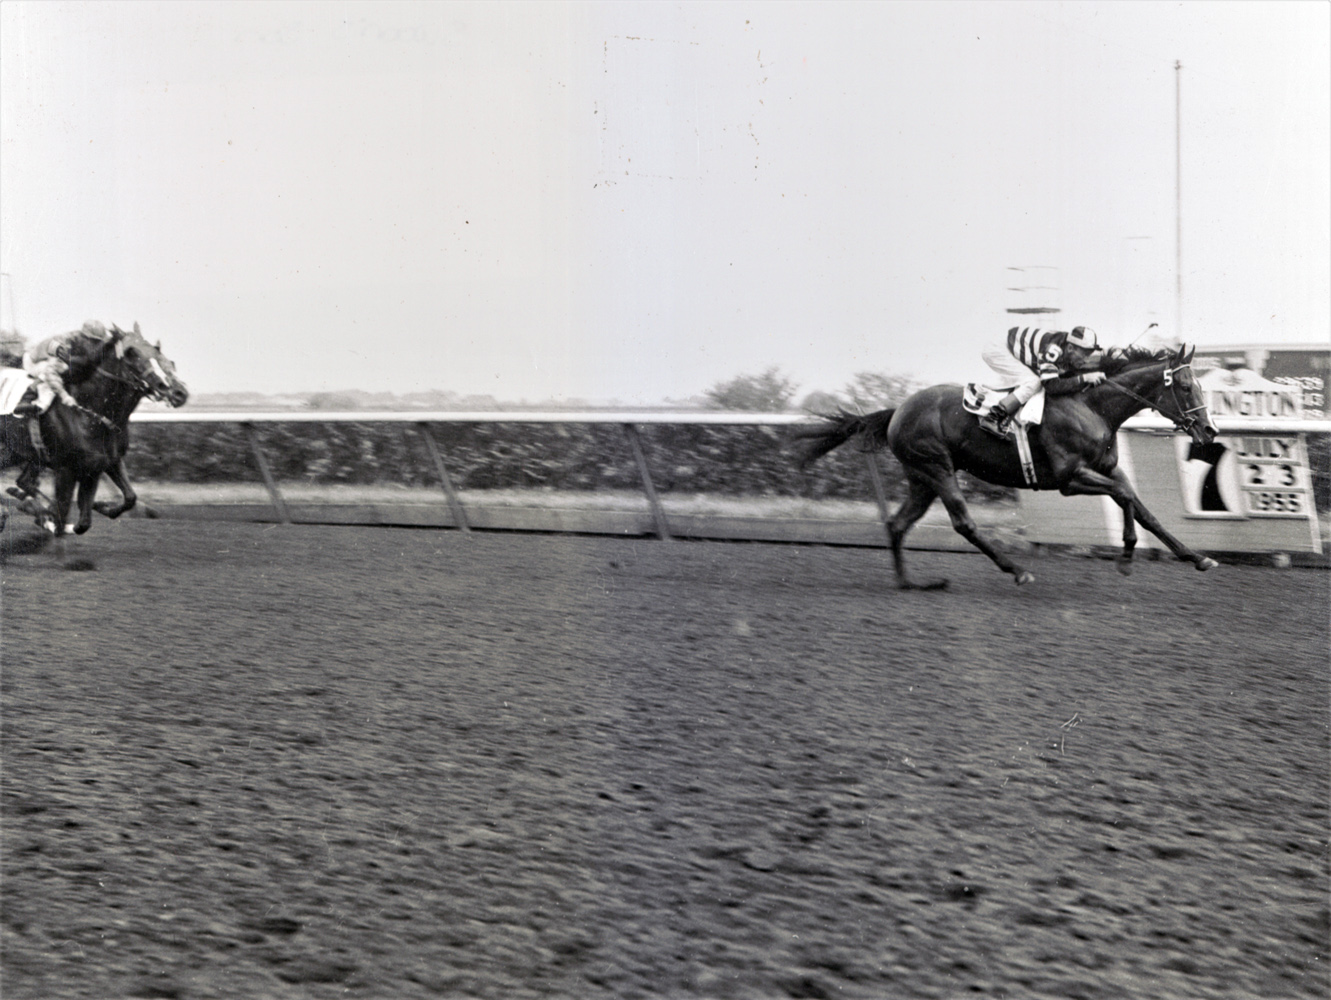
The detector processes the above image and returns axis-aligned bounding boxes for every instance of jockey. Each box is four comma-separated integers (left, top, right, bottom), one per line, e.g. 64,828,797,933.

978,325,1109,436
12,321,112,417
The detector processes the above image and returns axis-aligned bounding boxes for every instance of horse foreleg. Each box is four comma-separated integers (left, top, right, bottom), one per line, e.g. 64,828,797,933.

1060,472,1142,569
887,476,948,590
51,466,79,536
14,460,43,499
1061,467,1217,572
73,472,101,534
930,470,1034,586
1108,468,1140,574
93,461,137,519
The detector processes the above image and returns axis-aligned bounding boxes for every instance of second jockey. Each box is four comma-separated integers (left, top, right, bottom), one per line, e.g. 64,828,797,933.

978,325,1109,437
12,321,113,418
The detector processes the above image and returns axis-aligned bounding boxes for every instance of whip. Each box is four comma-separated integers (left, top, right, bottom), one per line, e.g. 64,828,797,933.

1128,322,1159,347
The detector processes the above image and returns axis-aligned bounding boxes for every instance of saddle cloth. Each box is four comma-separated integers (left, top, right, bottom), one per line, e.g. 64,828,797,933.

0,367,33,415
962,382,1046,425
962,383,1042,487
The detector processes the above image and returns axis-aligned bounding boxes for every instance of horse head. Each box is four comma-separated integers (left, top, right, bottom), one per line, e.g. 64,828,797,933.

109,323,190,408
1100,344,1217,447
1157,344,1218,447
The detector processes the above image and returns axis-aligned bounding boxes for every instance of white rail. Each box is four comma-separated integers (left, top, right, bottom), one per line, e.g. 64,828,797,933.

130,409,812,425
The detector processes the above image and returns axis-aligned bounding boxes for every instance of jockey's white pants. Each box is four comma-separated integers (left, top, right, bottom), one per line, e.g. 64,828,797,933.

981,342,1043,404
21,357,70,412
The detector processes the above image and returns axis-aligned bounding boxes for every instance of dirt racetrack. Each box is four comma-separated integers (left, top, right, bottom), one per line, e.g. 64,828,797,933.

2,519,1327,1000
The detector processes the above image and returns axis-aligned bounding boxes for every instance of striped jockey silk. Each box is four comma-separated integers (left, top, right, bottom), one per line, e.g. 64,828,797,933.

1006,326,1071,382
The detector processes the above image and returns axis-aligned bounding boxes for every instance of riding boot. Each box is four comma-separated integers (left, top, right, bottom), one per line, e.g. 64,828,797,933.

978,393,1022,438
11,385,39,418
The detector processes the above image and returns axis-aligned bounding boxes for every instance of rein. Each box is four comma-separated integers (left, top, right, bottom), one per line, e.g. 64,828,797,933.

68,360,157,430
94,362,151,391
70,400,118,430
1102,360,1207,434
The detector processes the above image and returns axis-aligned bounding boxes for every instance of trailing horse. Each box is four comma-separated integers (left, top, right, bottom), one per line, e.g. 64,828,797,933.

796,345,1220,589
0,323,188,535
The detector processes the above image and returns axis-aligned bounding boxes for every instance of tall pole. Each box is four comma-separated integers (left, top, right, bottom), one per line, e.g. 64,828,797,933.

1174,60,1183,342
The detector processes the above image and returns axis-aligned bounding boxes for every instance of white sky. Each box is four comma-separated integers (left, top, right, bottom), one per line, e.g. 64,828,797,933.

2,1,1327,403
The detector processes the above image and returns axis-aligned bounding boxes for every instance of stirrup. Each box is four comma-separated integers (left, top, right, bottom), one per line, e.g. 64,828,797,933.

978,413,1012,438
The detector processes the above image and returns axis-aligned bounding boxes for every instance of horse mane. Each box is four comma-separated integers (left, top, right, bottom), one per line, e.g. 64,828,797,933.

1101,345,1172,376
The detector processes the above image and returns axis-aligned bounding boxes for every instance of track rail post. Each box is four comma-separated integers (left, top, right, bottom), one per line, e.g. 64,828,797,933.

864,452,892,528
417,423,470,533
623,422,671,540
242,422,291,524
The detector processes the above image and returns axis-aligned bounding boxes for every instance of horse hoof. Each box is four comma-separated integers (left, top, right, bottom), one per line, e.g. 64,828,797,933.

1014,571,1035,586
1117,558,1134,576
1196,556,1218,572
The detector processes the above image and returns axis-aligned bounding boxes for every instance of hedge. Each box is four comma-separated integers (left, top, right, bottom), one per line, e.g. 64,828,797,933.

122,420,1331,513
121,420,1014,505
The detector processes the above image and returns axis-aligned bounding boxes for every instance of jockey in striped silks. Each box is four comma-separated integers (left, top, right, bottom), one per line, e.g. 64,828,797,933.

978,325,1110,437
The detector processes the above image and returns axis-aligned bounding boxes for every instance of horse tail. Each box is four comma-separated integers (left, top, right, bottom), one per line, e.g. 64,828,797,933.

794,407,897,469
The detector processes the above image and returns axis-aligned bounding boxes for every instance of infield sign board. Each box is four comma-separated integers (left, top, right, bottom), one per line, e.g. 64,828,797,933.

1173,368,1316,524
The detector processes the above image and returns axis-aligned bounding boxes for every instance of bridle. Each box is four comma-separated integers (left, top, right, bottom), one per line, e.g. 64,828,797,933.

1103,357,1209,437
69,345,174,429
93,347,174,402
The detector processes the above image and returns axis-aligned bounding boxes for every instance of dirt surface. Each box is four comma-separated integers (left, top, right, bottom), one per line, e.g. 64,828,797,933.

2,520,1327,999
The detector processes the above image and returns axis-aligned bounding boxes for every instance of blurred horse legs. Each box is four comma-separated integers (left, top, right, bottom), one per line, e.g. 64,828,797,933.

1059,466,1217,572
887,476,948,590
74,472,101,534
51,465,80,536
93,460,137,519
927,468,1034,585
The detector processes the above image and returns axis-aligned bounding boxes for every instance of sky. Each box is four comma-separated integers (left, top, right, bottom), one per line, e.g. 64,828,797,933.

1,0,1327,405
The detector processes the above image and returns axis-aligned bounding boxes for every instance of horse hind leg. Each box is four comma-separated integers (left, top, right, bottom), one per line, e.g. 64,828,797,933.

1115,498,1138,575
10,460,42,500
932,474,1034,586
887,475,949,590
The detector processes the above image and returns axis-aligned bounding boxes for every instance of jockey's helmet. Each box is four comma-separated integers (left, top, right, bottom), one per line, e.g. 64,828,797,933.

80,320,110,341
1067,326,1098,350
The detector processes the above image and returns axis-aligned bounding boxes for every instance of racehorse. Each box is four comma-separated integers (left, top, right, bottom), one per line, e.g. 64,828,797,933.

0,323,188,535
796,344,1220,589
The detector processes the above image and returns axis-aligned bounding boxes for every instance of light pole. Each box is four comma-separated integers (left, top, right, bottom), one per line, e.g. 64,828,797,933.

1175,60,1183,342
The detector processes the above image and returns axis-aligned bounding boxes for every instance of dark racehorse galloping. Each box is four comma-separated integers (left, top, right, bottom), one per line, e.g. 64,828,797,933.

0,323,188,535
796,344,1219,589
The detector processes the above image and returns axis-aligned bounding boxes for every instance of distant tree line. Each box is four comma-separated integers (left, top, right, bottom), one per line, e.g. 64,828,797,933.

0,329,24,367
703,366,923,414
